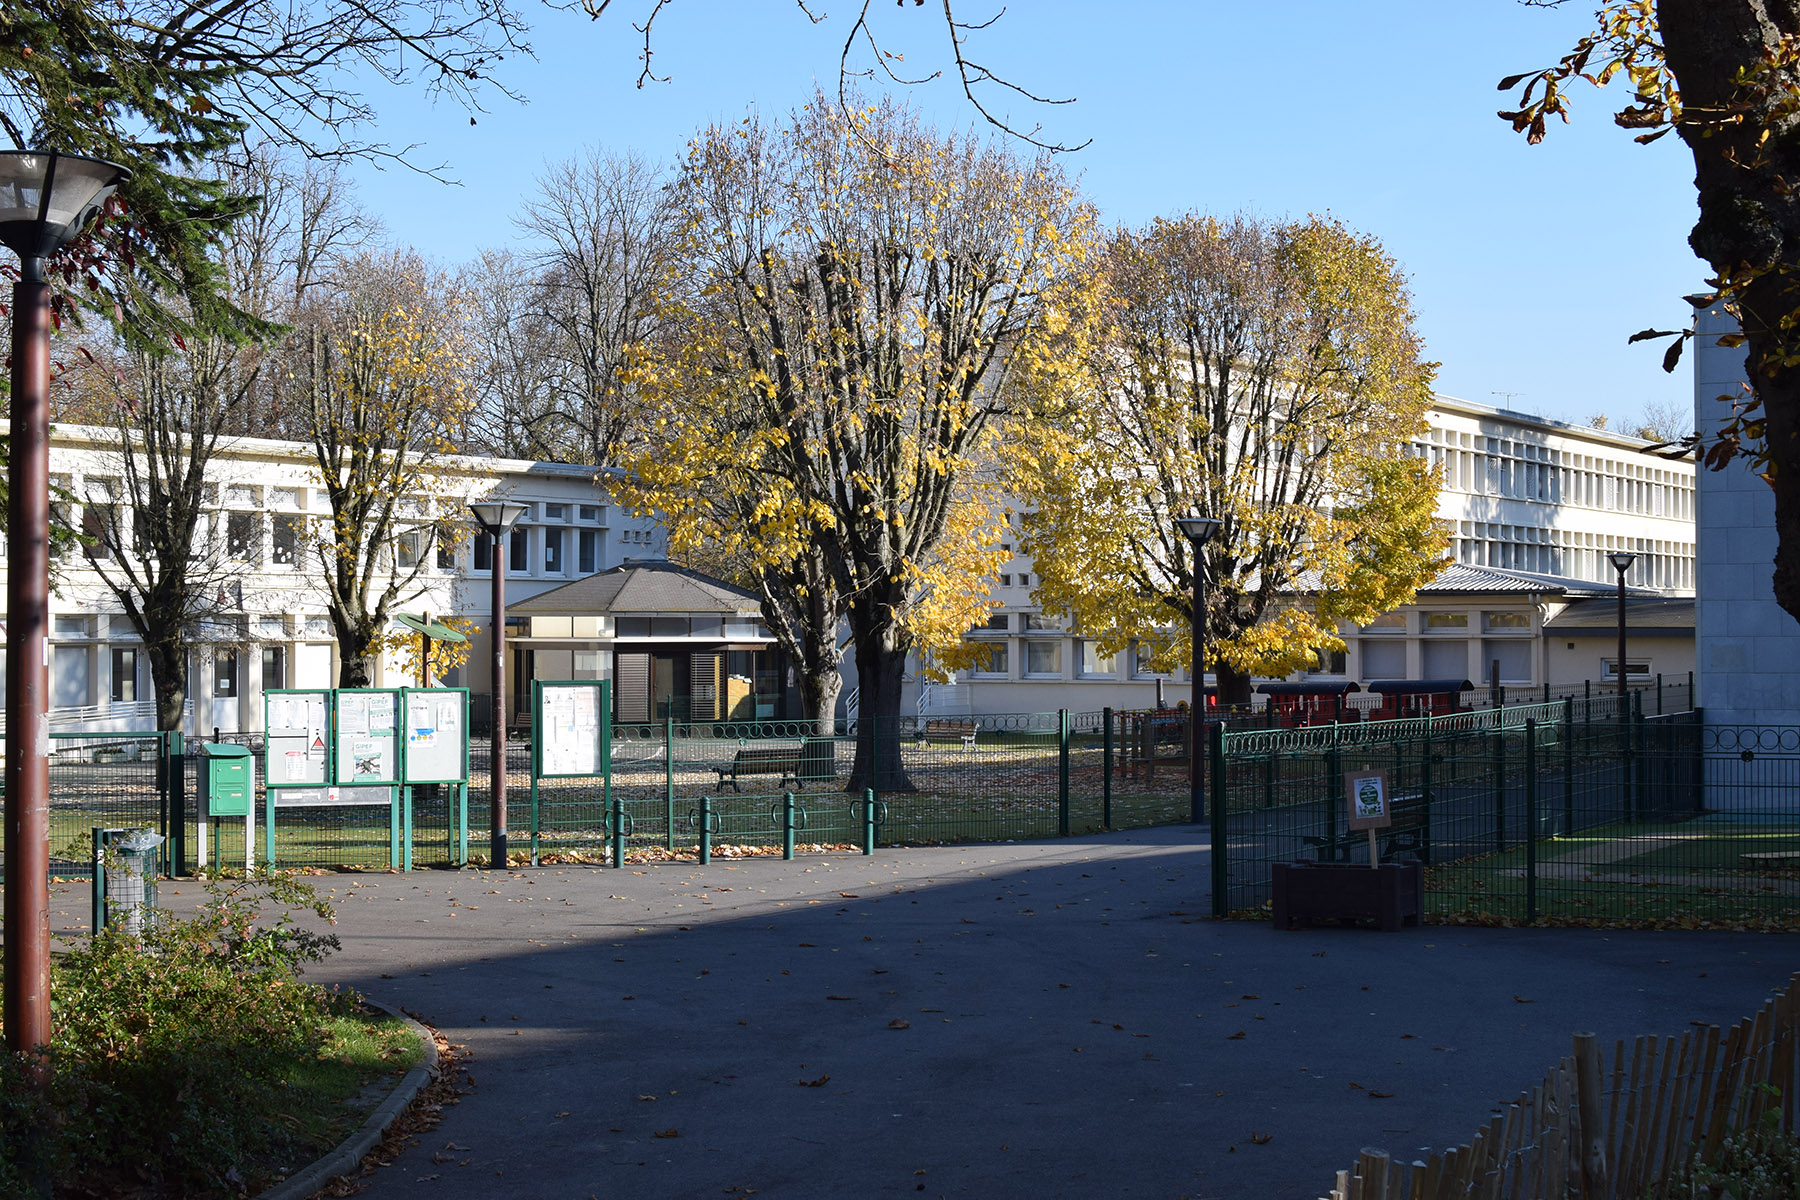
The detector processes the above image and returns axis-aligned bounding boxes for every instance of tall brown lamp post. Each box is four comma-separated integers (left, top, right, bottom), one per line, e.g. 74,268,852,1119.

468,501,528,868
0,150,129,1060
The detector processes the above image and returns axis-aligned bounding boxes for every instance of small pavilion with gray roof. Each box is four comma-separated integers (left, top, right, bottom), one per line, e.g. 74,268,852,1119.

505,560,790,723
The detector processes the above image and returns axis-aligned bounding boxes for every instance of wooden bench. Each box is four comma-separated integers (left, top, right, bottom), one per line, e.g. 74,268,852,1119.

1741,851,1800,869
1304,793,1430,864
713,739,840,792
715,745,803,792
917,719,979,750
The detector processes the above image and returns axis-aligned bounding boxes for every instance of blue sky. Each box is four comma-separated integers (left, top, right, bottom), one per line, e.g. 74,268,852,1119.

346,1,1701,430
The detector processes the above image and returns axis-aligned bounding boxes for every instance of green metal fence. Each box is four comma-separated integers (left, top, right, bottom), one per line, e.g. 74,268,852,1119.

22,682,1800,936
1203,695,1797,926
39,732,183,879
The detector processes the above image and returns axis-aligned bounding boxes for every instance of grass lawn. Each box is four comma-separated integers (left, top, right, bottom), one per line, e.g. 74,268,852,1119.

273,998,427,1166
1422,821,1800,927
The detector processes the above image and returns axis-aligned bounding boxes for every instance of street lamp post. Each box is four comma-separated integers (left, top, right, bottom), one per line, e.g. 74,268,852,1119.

0,150,129,1060
468,501,528,869
1607,551,1638,701
1175,515,1222,824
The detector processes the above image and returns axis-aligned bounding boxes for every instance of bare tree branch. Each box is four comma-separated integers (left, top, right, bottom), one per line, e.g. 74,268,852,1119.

582,0,1090,153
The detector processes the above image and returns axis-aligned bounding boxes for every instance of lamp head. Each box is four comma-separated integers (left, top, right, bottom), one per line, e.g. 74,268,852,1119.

1175,514,1222,545
1607,551,1637,576
468,500,529,535
0,150,130,281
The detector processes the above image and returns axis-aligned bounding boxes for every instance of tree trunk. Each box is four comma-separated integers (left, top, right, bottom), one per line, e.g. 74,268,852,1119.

799,667,843,738
147,641,188,733
1215,661,1253,709
338,649,373,689
1661,0,1800,623
847,608,915,794
334,607,377,688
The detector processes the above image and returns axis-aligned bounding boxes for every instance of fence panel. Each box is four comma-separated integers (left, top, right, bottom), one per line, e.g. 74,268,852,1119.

29,691,1800,933
42,733,172,879
1326,972,1800,1200
1215,705,1800,928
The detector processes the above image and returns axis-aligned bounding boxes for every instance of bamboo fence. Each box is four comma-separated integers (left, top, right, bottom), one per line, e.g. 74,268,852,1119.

1324,972,1800,1200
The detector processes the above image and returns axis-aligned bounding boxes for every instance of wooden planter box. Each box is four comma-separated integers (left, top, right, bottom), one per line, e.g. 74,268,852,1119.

1270,861,1423,931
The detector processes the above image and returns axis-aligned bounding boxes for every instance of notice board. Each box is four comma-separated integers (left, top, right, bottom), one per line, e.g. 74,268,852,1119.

533,680,610,778
264,689,331,787
335,688,400,785
401,688,469,784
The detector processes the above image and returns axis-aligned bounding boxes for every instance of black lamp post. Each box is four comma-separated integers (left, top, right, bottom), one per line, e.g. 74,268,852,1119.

0,149,129,1060
469,501,528,868
1175,514,1222,824
1607,551,1637,700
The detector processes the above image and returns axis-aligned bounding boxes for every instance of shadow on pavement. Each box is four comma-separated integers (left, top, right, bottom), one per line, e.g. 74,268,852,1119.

52,826,1793,1200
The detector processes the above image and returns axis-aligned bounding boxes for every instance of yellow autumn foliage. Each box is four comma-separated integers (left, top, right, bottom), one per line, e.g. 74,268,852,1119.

622,90,1095,732
1014,213,1449,698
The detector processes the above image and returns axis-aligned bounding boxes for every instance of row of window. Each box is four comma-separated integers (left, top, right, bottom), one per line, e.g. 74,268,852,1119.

972,612,1067,634
966,638,1153,679
1360,610,1532,634
1452,533,1694,590
69,472,609,529
74,505,628,579
467,525,607,575
102,645,284,702
1417,428,1694,519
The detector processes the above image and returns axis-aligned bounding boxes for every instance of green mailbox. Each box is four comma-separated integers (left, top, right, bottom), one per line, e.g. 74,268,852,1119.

197,742,254,817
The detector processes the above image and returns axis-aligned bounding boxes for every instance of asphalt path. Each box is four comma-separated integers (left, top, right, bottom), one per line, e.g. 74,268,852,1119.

64,826,1797,1200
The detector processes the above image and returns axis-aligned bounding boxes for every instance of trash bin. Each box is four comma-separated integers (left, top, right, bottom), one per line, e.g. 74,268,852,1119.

92,826,166,934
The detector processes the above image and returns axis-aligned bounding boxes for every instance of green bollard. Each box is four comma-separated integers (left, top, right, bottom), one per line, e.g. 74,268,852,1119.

863,788,876,855
610,791,625,869
529,772,540,867
783,792,796,861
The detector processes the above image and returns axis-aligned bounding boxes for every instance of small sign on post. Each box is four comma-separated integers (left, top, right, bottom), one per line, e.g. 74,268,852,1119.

1343,769,1391,868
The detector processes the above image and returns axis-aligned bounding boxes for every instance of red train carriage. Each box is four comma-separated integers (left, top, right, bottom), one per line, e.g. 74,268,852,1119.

1254,681,1362,727
1363,679,1474,721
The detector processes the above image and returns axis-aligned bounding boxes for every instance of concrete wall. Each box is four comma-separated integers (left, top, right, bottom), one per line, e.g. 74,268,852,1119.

1693,306,1800,726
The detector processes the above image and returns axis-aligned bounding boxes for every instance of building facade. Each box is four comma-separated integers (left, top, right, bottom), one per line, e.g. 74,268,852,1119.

6,391,1709,734
18,426,668,736
911,397,1698,718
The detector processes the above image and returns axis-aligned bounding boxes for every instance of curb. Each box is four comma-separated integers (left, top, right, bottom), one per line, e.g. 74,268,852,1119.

257,1000,441,1200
